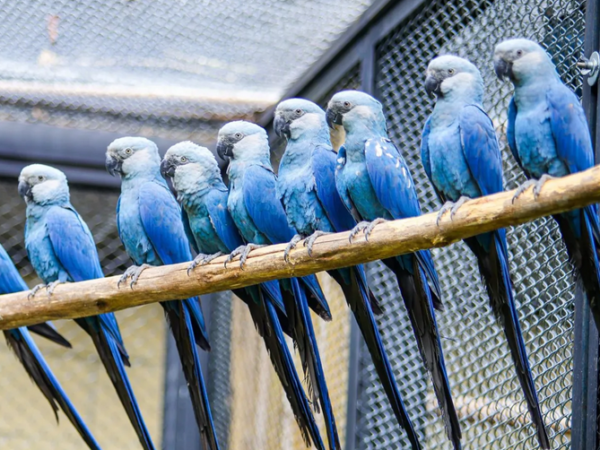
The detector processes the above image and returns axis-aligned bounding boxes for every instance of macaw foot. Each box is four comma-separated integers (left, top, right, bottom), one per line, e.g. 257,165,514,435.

436,201,453,225
349,221,370,243
224,244,265,269
118,264,151,289
450,196,470,220
284,234,304,263
28,283,46,299
187,252,224,276
304,231,332,256
511,179,537,204
532,174,553,199
46,280,66,296
364,218,387,242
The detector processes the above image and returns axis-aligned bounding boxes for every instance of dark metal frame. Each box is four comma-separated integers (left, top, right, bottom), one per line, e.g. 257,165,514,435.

261,0,600,448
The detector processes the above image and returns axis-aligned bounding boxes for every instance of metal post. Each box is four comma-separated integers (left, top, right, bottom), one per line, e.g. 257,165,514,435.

572,0,600,448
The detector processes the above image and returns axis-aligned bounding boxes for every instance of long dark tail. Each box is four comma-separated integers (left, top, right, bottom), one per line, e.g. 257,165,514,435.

83,317,155,450
27,322,72,348
465,231,550,449
163,300,220,450
555,207,600,330
246,288,326,450
284,277,340,450
4,327,102,450
330,267,421,450
384,255,462,450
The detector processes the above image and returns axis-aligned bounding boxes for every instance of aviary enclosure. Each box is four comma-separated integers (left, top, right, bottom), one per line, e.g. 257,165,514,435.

0,0,597,449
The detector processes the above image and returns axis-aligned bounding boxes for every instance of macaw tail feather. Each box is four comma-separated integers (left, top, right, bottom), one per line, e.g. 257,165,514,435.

247,292,326,450
4,328,102,450
300,275,333,321
465,231,550,449
27,322,72,348
184,297,211,351
85,319,156,450
334,267,422,450
285,278,341,450
554,208,600,331
163,300,220,450
385,256,462,450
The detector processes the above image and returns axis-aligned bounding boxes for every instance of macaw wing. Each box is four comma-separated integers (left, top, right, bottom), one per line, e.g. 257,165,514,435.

459,104,504,196
420,116,447,203
312,144,356,232
46,205,103,282
242,164,296,244
0,244,28,293
547,84,594,174
335,145,362,222
506,97,525,172
138,181,193,265
204,188,245,252
182,208,199,254
364,137,422,219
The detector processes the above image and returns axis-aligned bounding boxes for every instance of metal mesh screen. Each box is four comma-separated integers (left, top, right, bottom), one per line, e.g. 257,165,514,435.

0,180,167,450
350,0,584,449
0,0,374,142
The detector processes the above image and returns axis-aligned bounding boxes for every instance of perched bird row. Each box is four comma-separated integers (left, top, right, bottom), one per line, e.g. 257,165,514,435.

0,37,593,450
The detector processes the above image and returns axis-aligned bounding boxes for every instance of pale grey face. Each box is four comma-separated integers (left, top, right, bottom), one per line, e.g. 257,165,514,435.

18,164,68,204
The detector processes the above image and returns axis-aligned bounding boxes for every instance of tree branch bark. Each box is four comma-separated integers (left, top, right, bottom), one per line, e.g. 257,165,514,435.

1,166,600,330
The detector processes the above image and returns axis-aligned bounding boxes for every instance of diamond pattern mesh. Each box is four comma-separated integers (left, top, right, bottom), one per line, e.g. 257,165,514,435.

348,0,584,449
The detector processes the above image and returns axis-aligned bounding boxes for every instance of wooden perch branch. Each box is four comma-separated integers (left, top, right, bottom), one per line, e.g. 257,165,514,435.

1,166,600,330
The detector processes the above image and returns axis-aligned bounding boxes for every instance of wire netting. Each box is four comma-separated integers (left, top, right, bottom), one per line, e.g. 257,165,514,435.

0,0,373,143
0,181,168,450
348,0,584,449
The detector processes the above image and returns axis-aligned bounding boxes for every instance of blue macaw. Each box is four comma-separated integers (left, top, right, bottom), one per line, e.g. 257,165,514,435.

274,97,422,445
494,39,600,331
422,55,550,448
216,121,340,450
106,137,219,450
0,241,101,450
18,164,154,450
161,141,326,450
327,91,461,450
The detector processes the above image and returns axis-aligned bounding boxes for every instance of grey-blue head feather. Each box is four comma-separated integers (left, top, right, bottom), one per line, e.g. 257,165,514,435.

274,98,329,142
106,136,161,181
494,38,558,86
216,120,270,163
18,164,69,206
425,55,483,104
162,141,222,198
326,90,387,136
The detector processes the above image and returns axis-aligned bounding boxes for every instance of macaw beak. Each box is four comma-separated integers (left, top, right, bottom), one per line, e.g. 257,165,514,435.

273,112,291,139
216,139,234,160
18,180,32,200
494,57,513,81
326,107,343,129
105,154,123,177
424,75,441,99
160,158,176,179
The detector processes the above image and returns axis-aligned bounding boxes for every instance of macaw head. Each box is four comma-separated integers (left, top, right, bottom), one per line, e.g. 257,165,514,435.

106,136,161,179
425,55,483,102
274,98,327,140
326,90,386,135
18,164,69,206
161,141,221,196
494,38,556,85
216,121,270,162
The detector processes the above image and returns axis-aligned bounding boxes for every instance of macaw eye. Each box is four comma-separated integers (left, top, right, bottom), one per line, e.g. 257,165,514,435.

295,109,303,115
180,156,187,162
448,68,455,75
516,50,523,57
343,101,351,108
125,148,133,155
37,175,44,182
234,132,243,140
